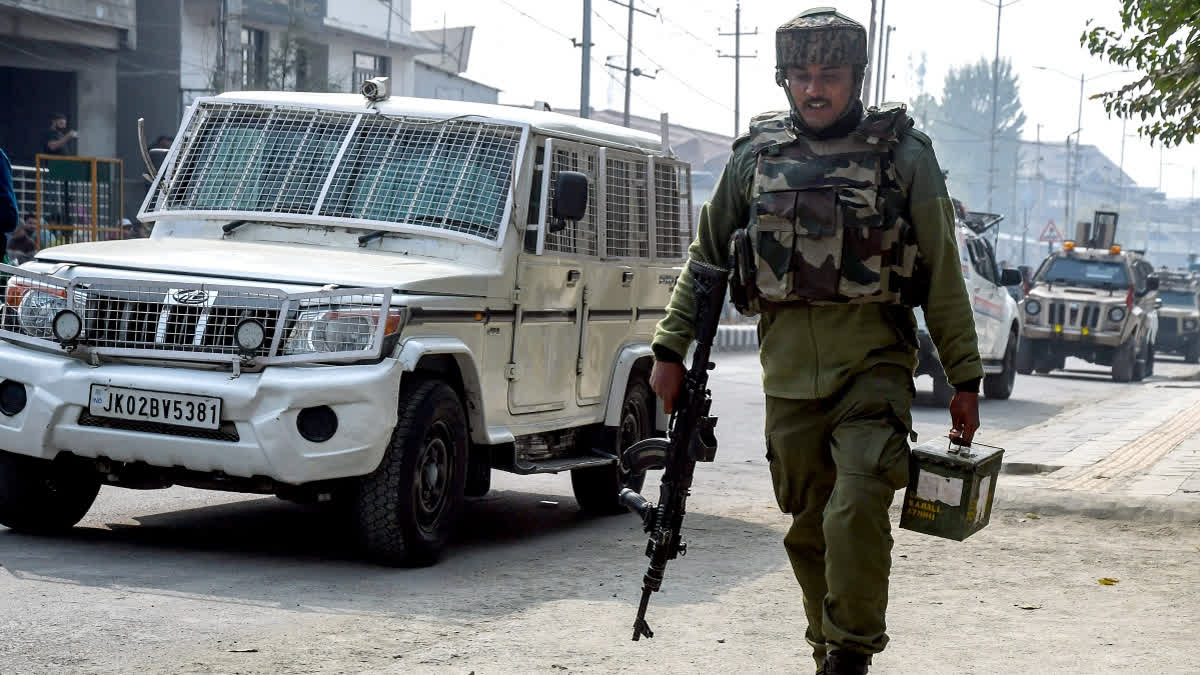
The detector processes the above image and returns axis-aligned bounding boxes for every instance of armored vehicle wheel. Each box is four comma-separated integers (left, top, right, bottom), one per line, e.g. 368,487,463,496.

1133,339,1149,382
1186,339,1200,364
983,332,1018,400
931,376,956,408
1112,339,1136,383
354,378,467,567
572,379,650,515
0,450,100,534
1015,338,1035,375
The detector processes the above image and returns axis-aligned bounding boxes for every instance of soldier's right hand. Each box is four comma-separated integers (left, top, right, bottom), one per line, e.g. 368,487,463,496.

650,360,686,413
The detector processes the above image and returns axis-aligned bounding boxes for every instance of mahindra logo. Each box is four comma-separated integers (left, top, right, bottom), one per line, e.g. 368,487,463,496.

173,289,212,305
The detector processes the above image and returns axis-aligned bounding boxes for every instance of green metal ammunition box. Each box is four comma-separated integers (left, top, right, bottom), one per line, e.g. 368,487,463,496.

899,440,1004,541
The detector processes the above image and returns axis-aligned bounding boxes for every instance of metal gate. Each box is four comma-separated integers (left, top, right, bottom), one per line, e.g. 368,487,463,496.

34,154,125,250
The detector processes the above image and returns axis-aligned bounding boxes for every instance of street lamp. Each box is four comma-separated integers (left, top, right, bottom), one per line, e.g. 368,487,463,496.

1032,67,1132,233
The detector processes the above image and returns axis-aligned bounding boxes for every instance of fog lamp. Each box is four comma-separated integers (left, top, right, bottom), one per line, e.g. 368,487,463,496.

235,319,266,353
52,310,82,344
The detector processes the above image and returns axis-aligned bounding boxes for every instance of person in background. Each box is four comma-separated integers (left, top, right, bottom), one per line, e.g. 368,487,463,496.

7,214,38,264
1,147,18,261
43,113,78,156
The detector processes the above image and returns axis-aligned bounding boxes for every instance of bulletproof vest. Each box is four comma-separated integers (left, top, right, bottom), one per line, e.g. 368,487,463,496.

729,104,921,315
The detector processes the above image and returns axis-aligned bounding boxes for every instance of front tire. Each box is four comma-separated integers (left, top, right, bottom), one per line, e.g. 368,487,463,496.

571,379,650,514
1016,337,1035,375
0,451,100,533
983,332,1018,400
354,379,467,566
1112,339,1136,383
1185,338,1200,364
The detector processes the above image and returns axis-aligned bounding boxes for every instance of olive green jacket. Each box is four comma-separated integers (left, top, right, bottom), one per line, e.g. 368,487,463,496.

652,123,983,399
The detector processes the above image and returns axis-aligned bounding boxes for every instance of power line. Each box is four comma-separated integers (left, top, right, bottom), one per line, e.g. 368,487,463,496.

592,9,733,113
657,12,721,53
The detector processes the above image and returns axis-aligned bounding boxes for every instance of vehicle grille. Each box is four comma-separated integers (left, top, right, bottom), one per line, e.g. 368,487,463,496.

80,286,285,358
1048,301,1102,329
77,411,241,442
1160,317,1178,336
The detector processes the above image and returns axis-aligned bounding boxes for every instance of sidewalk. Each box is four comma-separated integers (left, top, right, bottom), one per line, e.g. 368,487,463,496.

997,381,1200,509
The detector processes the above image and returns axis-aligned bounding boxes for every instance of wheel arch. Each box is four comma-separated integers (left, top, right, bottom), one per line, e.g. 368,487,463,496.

395,337,490,445
603,344,661,431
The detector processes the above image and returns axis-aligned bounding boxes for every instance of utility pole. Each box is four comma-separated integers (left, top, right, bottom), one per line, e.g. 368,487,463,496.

880,25,895,102
863,0,877,106
1064,135,1072,240
986,0,1003,212
874,0,887,107
1071,72,1084,231
718,2,757,137
608,0,656,127
573,0,594,118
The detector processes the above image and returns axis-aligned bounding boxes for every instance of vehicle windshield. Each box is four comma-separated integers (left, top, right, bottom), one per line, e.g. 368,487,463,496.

1041,257,1129,288
148,102,523,242
1159,290,1197,307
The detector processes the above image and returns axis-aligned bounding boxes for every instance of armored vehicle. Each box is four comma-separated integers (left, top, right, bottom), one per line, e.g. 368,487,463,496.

1017,234,1159,382
1153,269,1200,363
915,211,1022,405
0,85,694,565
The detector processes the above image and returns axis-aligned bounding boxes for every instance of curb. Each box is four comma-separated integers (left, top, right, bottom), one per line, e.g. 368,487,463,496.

990,485,1200,523
714,324,759,352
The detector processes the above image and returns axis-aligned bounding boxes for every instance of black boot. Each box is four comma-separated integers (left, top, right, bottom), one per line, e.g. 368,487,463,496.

823,649,869,675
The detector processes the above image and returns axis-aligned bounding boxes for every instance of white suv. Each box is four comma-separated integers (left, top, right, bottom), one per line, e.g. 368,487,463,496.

915,213,1022,404
0,89,693,565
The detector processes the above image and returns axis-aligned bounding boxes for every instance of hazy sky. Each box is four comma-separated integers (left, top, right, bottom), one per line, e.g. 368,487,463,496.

412,0,1197,202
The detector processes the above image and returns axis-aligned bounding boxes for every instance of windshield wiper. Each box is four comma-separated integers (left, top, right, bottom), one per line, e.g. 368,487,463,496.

222,220,249,234
358,230,388,247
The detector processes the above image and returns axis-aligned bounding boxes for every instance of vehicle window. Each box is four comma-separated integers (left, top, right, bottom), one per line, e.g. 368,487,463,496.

154,102,524,243
1130,261,1148,292
967,238,996,284
525,145,544,252
605,150,650,259
543,140,600,256
1159,290,1197,307
653,159,693,260
1040,258,1130,288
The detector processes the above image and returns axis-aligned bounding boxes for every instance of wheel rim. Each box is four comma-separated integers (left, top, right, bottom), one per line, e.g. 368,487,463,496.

615,395,646,483
415,421,453,532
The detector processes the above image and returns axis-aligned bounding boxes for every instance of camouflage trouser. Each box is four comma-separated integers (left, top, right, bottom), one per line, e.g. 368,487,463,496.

765,365,913,668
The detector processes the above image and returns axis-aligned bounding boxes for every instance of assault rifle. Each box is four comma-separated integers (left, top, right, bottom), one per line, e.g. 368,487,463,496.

618,259,730,641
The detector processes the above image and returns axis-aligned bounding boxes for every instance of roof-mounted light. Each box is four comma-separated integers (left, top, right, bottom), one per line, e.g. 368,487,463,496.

1063,240,1076,251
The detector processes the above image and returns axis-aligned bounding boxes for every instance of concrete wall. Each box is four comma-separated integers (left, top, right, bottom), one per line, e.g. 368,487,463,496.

413,62,498,104
118,0,184,220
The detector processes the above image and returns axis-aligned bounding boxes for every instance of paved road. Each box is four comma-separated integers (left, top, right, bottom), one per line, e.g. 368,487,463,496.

1,353,1197,673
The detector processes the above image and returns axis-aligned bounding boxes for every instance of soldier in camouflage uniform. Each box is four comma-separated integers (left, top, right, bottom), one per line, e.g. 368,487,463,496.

649,8,983,675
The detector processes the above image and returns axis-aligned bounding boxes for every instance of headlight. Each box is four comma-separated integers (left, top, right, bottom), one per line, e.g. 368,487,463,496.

16,289,68,339
1185,319,1198,331
1024,299,1041,316
1108,306,1127,322
284,306,405,355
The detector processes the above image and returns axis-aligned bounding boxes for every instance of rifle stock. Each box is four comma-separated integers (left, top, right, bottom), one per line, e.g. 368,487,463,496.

619,259,729,641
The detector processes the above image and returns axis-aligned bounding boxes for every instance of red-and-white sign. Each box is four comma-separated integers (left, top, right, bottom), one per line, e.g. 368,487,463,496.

1039,220,1064,243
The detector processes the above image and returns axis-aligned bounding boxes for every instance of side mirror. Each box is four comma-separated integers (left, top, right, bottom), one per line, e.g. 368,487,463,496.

550,171,588,233
1146,276,1160,291
1000,268,1023,287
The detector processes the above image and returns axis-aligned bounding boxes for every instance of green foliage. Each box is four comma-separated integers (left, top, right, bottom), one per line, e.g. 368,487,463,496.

1083,1,1200,146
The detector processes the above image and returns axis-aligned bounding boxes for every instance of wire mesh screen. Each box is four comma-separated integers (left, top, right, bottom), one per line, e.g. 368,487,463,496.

318,115,521,241
653,159,692,260
281,290,392,356
604,149,650,259
76,282,286,357
147,102,523,242
543,139,599,256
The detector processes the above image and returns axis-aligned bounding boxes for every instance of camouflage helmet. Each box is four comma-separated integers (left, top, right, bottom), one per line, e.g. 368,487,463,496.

775,7,868,78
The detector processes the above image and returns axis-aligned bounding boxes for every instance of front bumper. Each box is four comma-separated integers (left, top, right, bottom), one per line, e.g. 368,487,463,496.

1023,324,1123,347
0,341,402,485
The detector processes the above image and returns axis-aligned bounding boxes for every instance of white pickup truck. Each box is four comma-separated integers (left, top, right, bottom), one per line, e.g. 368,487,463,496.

914,213,1022,405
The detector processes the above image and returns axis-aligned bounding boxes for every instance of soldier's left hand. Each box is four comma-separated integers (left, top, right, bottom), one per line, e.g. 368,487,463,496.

948,391,979,444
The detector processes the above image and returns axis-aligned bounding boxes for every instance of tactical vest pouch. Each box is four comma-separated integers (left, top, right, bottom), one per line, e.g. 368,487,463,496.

728,227,761,316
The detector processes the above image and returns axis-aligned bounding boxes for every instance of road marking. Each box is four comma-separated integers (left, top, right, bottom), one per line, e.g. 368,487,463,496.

1052,400,1200,491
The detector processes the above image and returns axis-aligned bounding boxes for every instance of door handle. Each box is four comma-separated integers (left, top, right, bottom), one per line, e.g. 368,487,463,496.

622,271,634,285
567,269,581,285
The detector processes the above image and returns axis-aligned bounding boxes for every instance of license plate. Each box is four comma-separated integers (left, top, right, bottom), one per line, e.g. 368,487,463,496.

89,385,222,430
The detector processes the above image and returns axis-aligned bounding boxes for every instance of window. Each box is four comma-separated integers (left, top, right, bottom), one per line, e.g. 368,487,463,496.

241,28,267,89
353,52,389,92
1041,258,1130,288
966,238,997,284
